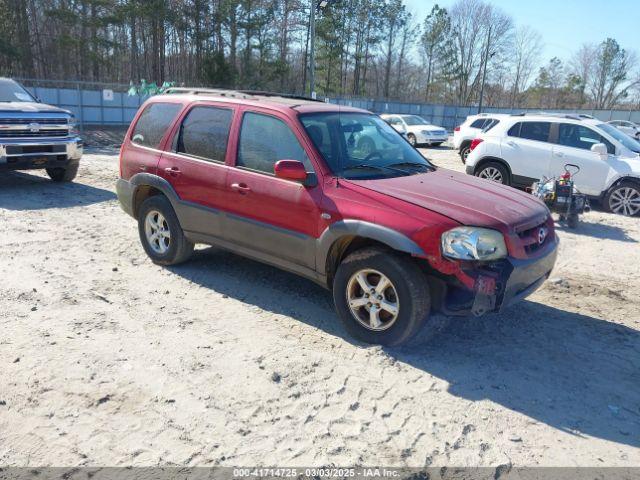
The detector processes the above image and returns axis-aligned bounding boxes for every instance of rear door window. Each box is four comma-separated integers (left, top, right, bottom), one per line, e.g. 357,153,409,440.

131,103,182,149
509,121,551,142
175,106,232,163
237,112,313,174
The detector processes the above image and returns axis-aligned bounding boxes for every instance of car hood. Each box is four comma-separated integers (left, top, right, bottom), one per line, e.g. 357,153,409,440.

346,168,549,232
0,102,71,115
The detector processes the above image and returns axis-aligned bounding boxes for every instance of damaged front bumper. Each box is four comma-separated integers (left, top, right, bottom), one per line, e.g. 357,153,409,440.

440,236,559,317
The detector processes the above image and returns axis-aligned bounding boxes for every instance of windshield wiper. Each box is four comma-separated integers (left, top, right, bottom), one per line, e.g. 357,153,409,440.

385,162,433,172
342,163,411,176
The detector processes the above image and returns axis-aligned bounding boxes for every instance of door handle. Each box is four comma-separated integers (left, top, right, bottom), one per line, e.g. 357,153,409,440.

231,182,251,194
506,141,516,147
164,167,181,177
554,151,565,158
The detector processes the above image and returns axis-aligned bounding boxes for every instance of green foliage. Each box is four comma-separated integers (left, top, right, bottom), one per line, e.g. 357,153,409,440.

128,80,176,96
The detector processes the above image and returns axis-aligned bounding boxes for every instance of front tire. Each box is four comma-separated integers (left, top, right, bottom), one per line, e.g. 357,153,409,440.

333,248,431,346
46,164,78,182
407,134,417,147
138,195,194,265
604,181,640,216
475,161,510,186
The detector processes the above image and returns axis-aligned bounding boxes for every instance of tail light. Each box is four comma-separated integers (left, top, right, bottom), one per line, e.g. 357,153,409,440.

470,138,484,151
454,126,461,132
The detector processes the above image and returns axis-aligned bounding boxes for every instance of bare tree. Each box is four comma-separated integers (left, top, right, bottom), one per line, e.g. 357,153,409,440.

509,25,542,108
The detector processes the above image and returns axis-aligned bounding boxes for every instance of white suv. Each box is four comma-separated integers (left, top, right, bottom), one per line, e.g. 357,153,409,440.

454,113,509,163
465,114,640,216
380,114,448,147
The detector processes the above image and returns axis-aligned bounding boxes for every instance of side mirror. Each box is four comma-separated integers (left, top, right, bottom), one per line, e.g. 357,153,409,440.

274,160,308,182
591,143,609,157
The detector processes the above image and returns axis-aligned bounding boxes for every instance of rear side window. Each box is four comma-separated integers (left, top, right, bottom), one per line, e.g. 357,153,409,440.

237,112,312,174
508,122,551,142
470,119,486,128
131,103,182,148
175,106,232,162
557,123,615,153
483,119,499,132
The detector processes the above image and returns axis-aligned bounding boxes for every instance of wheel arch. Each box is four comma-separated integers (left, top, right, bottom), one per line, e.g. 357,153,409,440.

473,156,513,181
129,173,181,219
317,220,426,287
459,139,472,152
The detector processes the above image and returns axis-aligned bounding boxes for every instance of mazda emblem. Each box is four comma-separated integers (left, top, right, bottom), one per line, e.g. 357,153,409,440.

538,227,548,244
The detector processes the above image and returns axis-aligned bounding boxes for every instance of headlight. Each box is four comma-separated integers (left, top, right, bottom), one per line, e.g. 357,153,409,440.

441,227,507,261
422,130,433,136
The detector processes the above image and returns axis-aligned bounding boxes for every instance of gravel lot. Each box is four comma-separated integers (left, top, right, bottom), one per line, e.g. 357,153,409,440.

1,144,639,467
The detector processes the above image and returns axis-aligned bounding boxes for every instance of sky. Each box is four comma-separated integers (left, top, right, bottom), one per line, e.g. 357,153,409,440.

404,0,639,63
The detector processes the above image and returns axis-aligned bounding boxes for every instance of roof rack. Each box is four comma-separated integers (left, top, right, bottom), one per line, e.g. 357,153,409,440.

163,87,253,99
163,87,323,103
238,90,323,103
512,112,583,121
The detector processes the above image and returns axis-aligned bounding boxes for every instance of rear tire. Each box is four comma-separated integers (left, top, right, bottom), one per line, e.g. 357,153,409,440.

46,164,78,182
475,161,510,186
333,248,431,346
459,144,471,164
138,195,194,265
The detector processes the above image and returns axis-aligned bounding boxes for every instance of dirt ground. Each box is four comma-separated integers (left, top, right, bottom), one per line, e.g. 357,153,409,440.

1,143,639,468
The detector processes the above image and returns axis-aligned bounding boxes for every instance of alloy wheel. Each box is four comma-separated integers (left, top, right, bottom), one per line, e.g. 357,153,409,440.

478,166,503,183
609,186,640,216
144,210,171,254
346,269,400,331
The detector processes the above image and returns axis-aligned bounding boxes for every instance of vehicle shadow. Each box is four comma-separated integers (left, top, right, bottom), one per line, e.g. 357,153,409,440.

0,171,116,210
554,218,637,243
170,247,640,449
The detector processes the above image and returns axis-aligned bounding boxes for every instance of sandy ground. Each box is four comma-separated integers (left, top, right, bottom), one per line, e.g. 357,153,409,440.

1,143,639,468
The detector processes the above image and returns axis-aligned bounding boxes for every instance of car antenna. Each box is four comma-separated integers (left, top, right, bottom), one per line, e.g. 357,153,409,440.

336,105,342,188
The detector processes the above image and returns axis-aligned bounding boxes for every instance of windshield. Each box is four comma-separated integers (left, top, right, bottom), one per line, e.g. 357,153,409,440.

300,112,434,180
402,115,428,126
0,79,36,102
598,123,640,153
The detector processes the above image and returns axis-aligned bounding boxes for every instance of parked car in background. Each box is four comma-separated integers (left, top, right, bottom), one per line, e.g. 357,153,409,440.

607,120,640,140
117,88,558,346
380,114,448,147
465,113,640,216
0,78,82,182
453,113,508,163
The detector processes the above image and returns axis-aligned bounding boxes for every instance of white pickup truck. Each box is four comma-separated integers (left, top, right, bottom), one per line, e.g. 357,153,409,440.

0,78,82,182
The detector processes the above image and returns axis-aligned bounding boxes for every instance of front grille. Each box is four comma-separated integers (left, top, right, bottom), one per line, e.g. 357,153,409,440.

0,117,68,125
0,129,69,138
517,219,551,255
0,117,70,139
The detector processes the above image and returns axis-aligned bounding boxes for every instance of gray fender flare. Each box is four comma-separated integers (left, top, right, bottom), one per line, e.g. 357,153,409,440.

316,219,426,276
128,173,181,217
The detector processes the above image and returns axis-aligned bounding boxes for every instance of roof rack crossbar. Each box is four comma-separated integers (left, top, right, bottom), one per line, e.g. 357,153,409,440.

163,87,323,103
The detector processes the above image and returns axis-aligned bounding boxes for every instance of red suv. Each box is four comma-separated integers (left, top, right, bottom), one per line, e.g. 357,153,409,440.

116,89,558,346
